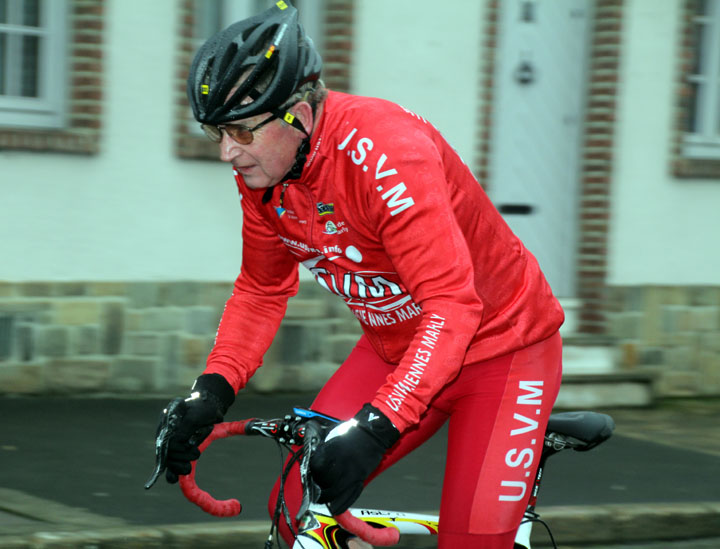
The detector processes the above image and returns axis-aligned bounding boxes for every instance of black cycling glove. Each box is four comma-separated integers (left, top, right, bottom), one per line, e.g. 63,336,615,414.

310,403,400,515
160,373,235,483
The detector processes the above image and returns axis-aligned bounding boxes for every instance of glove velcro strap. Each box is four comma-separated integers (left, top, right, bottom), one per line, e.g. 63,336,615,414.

192,373,236,414
354,403,400,449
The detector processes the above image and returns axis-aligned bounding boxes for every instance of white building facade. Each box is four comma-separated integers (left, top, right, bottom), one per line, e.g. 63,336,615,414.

1,0,718,396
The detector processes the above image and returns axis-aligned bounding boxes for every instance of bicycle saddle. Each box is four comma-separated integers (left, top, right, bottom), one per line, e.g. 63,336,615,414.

546,411,615,450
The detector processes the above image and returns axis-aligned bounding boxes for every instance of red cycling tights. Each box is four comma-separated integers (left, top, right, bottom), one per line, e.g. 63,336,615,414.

269,331,562,548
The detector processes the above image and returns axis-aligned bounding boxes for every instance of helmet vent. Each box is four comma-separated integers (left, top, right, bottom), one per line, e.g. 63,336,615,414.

249,28,276,57
187,2,322,125
241,25,258,43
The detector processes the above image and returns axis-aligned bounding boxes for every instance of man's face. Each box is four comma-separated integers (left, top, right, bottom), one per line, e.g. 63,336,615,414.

219,111,303,189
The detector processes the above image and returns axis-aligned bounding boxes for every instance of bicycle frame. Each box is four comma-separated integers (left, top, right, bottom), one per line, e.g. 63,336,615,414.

291,505,537,549
294,505,439,549
146,403,614,549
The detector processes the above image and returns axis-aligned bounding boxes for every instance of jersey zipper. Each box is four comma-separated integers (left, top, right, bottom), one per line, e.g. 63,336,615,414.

275,183,289,218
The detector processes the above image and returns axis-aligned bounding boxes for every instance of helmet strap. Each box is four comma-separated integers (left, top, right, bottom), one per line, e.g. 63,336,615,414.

260,136,310,205
259,103,313,204
275,103,312,182
281,136,311,182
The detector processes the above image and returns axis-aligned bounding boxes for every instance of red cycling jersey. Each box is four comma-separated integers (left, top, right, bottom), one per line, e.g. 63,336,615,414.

204,90,564,432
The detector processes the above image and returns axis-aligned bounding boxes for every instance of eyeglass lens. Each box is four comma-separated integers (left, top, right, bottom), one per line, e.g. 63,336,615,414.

201,124,253,145
201,113,278,145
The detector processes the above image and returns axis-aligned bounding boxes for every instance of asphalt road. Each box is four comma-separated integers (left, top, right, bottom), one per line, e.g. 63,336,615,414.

1,393,719,529
562,540,720,549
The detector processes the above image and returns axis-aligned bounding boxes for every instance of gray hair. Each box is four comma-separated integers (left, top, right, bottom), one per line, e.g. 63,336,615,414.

280,79,327,111
236,61,327,114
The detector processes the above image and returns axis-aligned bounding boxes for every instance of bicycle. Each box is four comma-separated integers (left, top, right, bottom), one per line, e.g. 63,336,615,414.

146,400,615,548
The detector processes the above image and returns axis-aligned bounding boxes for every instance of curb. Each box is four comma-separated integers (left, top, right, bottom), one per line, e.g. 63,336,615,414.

1,503,719,548
535,502,720,545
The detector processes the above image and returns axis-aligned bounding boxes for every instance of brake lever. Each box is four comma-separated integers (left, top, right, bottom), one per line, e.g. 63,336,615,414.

296,420,325,526
144,397,184,489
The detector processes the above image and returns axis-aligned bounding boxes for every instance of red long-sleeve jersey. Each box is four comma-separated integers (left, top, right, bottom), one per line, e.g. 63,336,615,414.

204,90,564,432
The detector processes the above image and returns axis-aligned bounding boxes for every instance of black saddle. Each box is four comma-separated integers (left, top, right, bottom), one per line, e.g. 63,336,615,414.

546,411,615,450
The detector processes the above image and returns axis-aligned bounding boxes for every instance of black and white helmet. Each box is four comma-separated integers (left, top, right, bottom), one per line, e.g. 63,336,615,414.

187,1,323,125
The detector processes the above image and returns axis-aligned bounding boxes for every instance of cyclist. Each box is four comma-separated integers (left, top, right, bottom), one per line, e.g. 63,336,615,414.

157,2,564,548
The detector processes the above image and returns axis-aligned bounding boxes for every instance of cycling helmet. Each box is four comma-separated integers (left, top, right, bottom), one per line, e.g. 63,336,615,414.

187,1,323,125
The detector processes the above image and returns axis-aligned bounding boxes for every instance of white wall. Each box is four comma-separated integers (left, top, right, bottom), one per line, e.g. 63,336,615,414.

1,0,486,283
0,0,243,282
352,0,485,166
608,0,720,285
8,0,714,288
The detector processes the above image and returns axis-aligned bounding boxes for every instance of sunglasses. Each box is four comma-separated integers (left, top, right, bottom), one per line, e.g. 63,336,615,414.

201,113,277,145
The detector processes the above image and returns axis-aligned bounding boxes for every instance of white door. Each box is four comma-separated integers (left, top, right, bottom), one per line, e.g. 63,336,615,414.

488,0,593,297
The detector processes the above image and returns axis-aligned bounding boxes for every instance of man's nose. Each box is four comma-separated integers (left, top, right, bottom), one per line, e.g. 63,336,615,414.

219,132,244,162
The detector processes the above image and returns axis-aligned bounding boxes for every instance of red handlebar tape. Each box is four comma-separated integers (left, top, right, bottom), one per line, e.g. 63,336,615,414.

179,420,402,545
179,420,250,517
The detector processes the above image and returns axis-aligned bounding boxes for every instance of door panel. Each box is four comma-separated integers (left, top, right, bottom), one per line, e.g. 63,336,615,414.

489,0,593,297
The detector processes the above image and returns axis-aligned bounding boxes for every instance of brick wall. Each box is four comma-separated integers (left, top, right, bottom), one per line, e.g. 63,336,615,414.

576,0,624,335
0,0,105,154
473,0,498,190
321,0,355,93
174,0,218,161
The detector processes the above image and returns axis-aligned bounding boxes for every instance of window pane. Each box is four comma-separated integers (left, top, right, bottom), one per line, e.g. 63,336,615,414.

685,81,701,133
21,34,39,97
695,0,710,16
0,0,7,24
690,22,708,76
23,0,40,27
194,0,222,39
0,33,5,94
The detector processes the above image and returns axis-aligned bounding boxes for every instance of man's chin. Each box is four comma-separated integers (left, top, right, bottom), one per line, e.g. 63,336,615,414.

239,173,273,190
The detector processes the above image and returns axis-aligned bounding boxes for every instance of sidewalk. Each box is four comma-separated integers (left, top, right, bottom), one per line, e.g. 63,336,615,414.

1,394,719,547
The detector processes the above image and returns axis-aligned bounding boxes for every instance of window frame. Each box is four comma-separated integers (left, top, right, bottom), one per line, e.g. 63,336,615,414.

673,0,720,177
0,0,105,155
0,0,69,129
682,0,720,159
176,0,345,160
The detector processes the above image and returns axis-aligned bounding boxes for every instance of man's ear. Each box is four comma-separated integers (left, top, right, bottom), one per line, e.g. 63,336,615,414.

290,101,314,133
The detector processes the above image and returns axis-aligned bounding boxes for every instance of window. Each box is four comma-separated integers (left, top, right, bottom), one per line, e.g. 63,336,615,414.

176,0,340,160
193,0,325,52
682,0,720,159
185,0,326,139
0,0,68,129
186,1,280,139
0,0,104,154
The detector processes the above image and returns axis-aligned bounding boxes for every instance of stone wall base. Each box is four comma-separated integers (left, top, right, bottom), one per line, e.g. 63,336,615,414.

1,281,718,398
0,281,358,395
607,285,720,397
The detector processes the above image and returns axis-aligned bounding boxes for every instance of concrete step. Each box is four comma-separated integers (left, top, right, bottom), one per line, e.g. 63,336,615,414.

321,316,654,408
555,370,656,409
559,344,656,408
562,344,617,374
557,294,656,407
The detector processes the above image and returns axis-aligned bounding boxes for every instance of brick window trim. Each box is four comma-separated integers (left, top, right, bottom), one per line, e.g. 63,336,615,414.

175,0,356,161
671,0,720,179
0,0,105,155
574,0,623,336
473,0,498,190
476,0,623,337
